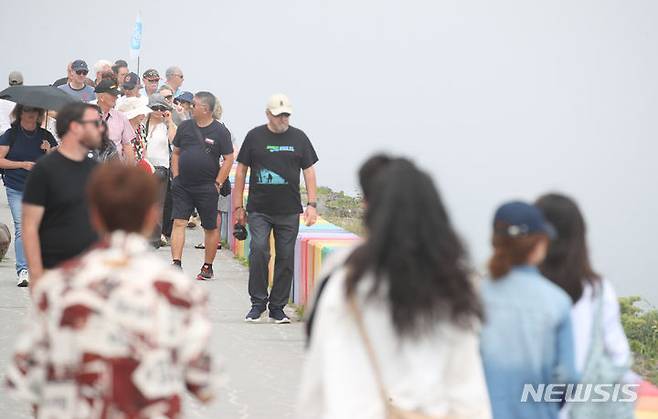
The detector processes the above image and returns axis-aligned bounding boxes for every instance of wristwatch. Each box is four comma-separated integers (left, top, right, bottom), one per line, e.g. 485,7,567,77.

307,202,317,208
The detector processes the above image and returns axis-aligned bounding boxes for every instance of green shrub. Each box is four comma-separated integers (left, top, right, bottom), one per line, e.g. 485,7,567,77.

620,297,658,385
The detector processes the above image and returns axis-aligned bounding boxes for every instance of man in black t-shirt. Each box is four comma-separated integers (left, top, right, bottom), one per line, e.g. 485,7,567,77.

233,94,319,324
22,102,102,288
170,91,234,280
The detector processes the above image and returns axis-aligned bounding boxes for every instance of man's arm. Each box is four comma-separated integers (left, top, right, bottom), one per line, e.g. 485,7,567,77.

171,146,181,178
22,203,45,286
215,153,235,190
166,113,177,142
232,163,248,225
303,165,318,226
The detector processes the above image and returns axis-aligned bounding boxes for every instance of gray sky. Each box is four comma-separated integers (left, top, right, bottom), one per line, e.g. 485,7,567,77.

2,0,657,304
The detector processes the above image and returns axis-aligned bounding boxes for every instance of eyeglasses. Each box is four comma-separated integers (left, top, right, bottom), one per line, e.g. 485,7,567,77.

78,119,102,128
163,95,173,100
150,106,168,112
76,70,88,76
22,107,39,113
174,74,184,79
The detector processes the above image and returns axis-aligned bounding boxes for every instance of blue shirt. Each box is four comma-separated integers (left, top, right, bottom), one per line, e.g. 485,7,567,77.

0,126,57,191
58,83,96,103
480,265,578,419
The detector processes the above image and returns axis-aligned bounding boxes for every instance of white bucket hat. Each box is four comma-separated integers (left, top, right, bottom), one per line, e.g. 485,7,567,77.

118,97,152,120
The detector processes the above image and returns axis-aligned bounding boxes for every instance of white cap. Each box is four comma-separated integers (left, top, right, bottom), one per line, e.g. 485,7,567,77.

267,93,292,116
118,97,152,120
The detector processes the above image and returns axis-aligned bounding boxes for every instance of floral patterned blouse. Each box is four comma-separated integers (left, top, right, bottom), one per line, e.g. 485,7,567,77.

5,231,215,418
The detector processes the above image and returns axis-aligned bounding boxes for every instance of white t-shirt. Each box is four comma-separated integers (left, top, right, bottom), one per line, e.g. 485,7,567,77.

145,122,170,168
0,98,15,135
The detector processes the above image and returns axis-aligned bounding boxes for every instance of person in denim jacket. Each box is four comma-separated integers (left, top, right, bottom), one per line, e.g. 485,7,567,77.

480,201,579,419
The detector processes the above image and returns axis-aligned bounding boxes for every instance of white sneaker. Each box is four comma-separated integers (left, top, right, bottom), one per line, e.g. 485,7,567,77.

17,270,29,288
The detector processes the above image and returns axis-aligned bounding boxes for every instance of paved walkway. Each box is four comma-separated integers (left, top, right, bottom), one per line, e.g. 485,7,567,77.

0,186,306,419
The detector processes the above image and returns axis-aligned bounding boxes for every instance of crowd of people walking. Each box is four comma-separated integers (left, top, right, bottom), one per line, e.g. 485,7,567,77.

0,60,642,419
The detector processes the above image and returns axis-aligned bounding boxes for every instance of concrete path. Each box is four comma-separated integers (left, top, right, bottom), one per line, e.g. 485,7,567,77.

0,186,306,419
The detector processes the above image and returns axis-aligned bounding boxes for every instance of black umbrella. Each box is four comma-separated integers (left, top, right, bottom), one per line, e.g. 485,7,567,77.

0,85,80,111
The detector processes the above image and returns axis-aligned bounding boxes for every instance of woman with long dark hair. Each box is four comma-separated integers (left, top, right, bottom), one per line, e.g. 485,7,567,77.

479,201,579,419
298,156,491,418
0,104,57,287
536,193,635,419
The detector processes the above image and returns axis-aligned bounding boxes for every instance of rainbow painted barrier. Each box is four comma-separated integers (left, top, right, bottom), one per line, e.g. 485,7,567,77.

637,380,658,419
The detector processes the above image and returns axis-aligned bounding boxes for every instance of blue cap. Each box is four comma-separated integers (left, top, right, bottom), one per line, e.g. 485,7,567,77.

71,59,88,72
174,91,193,104
493,201,556,239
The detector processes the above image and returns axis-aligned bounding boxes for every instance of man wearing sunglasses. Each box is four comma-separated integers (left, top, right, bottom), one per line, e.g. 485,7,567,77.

234,94,319,324
170,92,234,280
141,69,160,98
58,60,96,103
22,102,102,288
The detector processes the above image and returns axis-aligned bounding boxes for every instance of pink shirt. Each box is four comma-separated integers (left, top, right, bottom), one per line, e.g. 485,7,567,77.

103,108,135,158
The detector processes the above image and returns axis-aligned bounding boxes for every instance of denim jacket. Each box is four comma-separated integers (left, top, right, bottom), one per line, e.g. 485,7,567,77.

480,265,579,419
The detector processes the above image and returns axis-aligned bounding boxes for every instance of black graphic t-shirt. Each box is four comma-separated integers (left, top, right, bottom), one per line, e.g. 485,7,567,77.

237,124,318,215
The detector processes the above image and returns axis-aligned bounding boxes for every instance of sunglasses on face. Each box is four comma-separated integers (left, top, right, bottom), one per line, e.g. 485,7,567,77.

163,95,173,100
151,106,168,112
145,78,159,83
174,74,184,79
76,70,88,76
78,119,102,128
22,107,39,113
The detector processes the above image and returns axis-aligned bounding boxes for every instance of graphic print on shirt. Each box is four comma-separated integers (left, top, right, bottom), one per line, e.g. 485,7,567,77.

256,168,287,185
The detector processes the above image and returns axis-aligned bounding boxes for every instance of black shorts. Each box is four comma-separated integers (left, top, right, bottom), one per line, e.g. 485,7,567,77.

171,179,219,230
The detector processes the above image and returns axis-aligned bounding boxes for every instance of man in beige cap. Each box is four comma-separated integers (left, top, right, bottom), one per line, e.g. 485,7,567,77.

0,71,24,134
233,93,319,324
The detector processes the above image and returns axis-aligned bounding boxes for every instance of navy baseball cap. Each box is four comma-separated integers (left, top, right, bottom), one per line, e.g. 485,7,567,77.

493,201,556,239
95,80,121,96
122,72,140,90
174,91,193,104
71,59,88,72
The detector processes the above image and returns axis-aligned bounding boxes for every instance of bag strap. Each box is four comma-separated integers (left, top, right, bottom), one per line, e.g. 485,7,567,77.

348,295,394,414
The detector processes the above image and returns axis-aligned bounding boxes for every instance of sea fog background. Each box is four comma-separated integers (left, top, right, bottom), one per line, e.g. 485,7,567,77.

2,0,656,304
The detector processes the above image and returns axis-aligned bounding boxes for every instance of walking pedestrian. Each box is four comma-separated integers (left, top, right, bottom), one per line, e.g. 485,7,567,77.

172,91,193,125
536,193,636,419
6,163,215,418
112,59,129,83
144,94,177,246
141,68,160,97
0,71,24,134
170,91,234,279
117,72,147,107
165,66,184,96
479,200,579,419
95,80,136,163
298,157,491,418
21,102,101,287
233,94,319,323
58,59,96,102
0,105,58,287
93,59,112,86
117,97,152,161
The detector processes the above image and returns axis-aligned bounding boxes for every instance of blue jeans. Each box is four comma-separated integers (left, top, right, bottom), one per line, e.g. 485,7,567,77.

6,187,27,274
